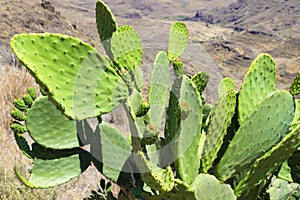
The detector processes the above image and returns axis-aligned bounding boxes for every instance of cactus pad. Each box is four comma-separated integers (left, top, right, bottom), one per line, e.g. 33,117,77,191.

10,33,128,119
191,174,236,200
234,122,300,196
171,76,203,184
201,90,236,173
218,77,235,98
26,96,79,149
96,0,117,42
290,73,300,96
27,144,92,188
216,90,295,181
168,22,189,61
148,51,170,129
238,53,276,124
110,25,142,71
191,72,209,94
99,122,132,182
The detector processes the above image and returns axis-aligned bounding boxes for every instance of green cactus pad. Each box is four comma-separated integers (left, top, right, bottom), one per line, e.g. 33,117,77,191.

13,98,27,111
135,151,174,192
27,87,37,100
14,133,33,158
170,75,203,184
168,22,189,61
191,174,236,200
26,96,79,149
267,178,300,200
148,51,170,129
23,94,33,107
96,0,117,42
201,90,236,173
234,122,300,196
191,72,209,94
11,108,26,121
26,144,92,188
10,33,128,119
110,25,142,71
238,53,276,124
290,73,300,96
216,90,295,181
99,122,132,182
218,77,235,98
10,123,27,134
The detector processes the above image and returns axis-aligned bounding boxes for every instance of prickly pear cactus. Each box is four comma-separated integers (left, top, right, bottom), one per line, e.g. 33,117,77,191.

95,0,117,58
167,75,203,184
26,96,79,150
216,90,295,181
99,122,132,183
191,174,236,200
290,73,300,96
10,33,128,120
17,143,92,188
218,77,236,98
201,90,236,173
110,25,142,71
191,72,209,95
234,122,300,197
168,22,189,61
238,53,276,124
148,51,170,130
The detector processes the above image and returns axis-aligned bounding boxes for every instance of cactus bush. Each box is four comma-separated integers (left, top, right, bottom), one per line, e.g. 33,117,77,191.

9,0,299,199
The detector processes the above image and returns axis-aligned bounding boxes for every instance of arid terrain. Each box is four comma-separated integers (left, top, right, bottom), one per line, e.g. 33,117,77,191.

0,0,299,199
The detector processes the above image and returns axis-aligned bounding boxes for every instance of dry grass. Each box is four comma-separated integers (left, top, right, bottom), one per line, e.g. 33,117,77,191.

0,62,103,199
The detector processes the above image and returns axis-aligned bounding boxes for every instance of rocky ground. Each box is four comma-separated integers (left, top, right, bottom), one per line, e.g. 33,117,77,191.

0,0,299,199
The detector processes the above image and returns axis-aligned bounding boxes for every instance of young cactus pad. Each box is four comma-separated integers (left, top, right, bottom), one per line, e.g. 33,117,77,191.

10,33,128,120
110,25,143,71
168,22,189,61
216,90,295,181
26,96,79,149
238,53,276,124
